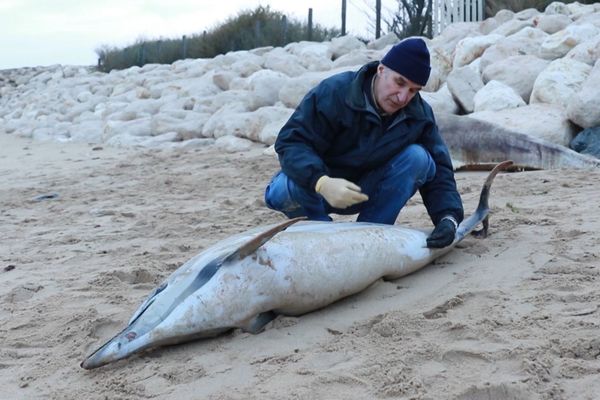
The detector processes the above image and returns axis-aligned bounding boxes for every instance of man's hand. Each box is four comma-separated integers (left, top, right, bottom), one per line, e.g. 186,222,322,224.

426,217,457,248
315,176,369,209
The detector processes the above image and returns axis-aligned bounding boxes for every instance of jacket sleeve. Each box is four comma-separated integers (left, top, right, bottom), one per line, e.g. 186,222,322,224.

274,85,340,191
418,109,464,225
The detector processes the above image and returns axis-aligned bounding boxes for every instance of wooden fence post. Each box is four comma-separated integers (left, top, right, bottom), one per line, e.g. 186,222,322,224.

138,43,146,66
376,0,381,39
255,20,261,47
282,15,288,44
341,0,346,36
182,35,188,59
308,8,313,41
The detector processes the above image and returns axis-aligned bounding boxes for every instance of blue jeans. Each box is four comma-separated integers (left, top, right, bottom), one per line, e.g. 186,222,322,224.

264,144,436,225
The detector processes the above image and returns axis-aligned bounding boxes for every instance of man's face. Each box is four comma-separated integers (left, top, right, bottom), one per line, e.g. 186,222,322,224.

374,64,422,114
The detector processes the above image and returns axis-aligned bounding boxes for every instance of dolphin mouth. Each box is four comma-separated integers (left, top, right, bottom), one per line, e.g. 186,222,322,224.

81,348,113,369
81,336,121,369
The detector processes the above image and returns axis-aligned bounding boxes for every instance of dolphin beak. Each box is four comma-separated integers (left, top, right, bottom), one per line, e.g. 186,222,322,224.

81,337,123,369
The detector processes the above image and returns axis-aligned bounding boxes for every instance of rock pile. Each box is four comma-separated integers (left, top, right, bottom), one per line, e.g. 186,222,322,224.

1,1,599,155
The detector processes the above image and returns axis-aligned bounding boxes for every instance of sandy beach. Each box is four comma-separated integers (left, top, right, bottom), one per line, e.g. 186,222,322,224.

1,133,599,399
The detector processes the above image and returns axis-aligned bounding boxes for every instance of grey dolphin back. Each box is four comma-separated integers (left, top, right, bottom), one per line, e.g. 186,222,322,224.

455,160,513,242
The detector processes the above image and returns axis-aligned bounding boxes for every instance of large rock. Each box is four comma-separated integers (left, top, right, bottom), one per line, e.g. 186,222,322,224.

430,22,480,61
102,117,152,141
570,127,600,158
215,136,255,153
565,36,600,66
469,103,578,145
571,10,600,28
254,106,294,145
545,1,571,16
193,90,254,114
567,60,600,129
69,120,104,143
246,69,289,108
328,36,366,59
420,84,459,115
479,17,500,35
494,9,515,24
426,45,454,90
514,8,540,21
285,41,333,71
263,48,307,77
151,112,210,139
473,80,526,112
530,58,592,108
446,66,483,113
533,13,572,34
332,49,380,69
230,56,264,78
490,18,533,36
367,33,399,50
479,27,548,71
278,67,354,109
569,4,599,21
539,23,600,60
482,55,550,102
212,71,237,91
201,102,252,139
452,34,503,68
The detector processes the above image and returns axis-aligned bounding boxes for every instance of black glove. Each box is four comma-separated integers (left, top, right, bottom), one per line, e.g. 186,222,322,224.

426,218,457,248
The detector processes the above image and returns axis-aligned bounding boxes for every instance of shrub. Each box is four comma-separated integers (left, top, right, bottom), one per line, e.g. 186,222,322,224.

96,6,339,72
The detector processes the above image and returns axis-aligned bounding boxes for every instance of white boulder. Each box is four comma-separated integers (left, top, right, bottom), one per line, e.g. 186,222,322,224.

446,66,484,113
540,23,600,60
420,84,459,115
469,103,578,145
328,36,366,59
482,55,550,102
453,34,503,68
567,60,600,129
530,58,592,108
215,136,255,153
474,80,526,112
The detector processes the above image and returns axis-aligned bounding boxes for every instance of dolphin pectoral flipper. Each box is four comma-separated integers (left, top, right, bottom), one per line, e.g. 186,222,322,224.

224,216,306,263
243,311,278,334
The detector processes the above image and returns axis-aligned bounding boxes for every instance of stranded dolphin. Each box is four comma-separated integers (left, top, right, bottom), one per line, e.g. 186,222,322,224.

81,160,513,369
436,113,600,170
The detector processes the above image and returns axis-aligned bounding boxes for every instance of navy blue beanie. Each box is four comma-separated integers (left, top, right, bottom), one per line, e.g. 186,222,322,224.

381,38,431,86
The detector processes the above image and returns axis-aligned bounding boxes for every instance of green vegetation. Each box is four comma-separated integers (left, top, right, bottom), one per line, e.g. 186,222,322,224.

96,6,340,72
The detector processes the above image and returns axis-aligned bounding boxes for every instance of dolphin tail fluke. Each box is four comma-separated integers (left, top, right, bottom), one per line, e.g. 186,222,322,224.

456,160,513,241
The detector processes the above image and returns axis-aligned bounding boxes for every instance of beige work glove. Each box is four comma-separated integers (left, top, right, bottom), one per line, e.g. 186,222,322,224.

315,176,369,209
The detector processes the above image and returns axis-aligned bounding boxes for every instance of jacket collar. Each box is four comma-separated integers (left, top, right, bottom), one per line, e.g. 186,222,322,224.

346,61,431,122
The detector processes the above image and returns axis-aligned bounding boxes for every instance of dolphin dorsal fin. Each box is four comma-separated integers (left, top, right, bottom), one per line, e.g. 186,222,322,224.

224,216,306,263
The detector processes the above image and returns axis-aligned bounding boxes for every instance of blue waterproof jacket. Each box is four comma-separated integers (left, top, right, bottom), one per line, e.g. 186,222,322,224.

274,61,464,225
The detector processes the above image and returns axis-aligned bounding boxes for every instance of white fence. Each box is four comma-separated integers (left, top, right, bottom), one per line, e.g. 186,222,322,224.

432,0,485,36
